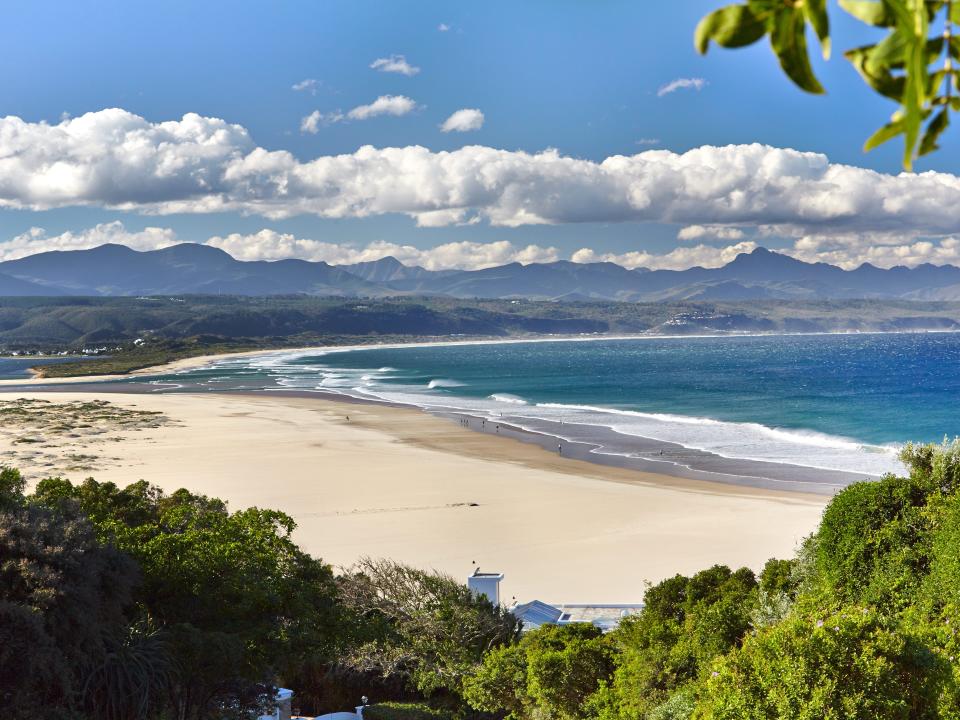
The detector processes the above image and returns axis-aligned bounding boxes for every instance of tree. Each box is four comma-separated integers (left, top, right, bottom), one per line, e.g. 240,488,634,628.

600,566,758,719
32,477,343,720
694,605,950,719
0,466,25,510
0,495,138,718
463,623,615,720
696,1,960,169
336,557,520,699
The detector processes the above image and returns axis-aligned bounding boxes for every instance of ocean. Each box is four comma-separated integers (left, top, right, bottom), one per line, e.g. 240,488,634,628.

132,332,960,493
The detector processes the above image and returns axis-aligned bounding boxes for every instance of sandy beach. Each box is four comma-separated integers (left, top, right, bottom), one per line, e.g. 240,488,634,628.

0,389,828,603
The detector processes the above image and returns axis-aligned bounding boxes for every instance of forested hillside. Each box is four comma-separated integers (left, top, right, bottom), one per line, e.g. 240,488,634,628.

2,296,960,349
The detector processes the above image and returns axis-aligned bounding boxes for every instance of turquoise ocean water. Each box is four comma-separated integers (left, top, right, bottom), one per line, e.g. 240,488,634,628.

136,332,960,483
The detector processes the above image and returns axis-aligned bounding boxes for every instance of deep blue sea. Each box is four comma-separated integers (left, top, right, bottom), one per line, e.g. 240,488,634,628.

141,333,960,480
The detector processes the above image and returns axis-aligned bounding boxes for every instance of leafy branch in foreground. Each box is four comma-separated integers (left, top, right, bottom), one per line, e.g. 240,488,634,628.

696,0,960,170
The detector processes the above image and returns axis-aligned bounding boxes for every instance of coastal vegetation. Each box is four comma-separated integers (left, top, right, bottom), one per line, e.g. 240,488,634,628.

4,439,960,717
2,296,960,377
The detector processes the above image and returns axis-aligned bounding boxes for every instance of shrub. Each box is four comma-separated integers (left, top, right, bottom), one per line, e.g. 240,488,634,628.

694,606,949,720
363,702,453,720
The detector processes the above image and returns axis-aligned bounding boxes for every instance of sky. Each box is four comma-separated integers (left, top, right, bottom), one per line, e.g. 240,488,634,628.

1,0,960,270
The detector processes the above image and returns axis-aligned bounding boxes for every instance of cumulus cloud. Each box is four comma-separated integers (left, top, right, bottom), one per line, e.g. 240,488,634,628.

571,242,758,270
12,221,960,271
300,96,419,133
346,95,419,120
209,232,558,269
0,222,179,261
291,78,319,94
0,222,557,271
677,225,746,242
370,55,420,76
778,231,960,269
300,110,325,134
657,78,707,97
7,109,960,243
440,108,484,133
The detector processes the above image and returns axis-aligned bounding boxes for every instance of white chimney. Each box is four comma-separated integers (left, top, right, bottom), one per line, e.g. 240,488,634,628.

467,568,503,605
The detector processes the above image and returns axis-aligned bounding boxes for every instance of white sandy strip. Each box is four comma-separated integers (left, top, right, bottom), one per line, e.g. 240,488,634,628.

6,391,827,603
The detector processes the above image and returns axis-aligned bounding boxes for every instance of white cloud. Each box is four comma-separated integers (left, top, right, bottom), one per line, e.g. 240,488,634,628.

657,78,707,97
206,232,560,270
291,78,319,94
300,96,418,132
0,222,179,261
300,110,325,134
13,221,960,271
438,23,450,32
346,95,419,120
779,231,960,269
572,242,758,270
7,109,960,244
440,108,484,133
0,222,558,271
636,138,660,146
677,225,746,242
370,55,420,76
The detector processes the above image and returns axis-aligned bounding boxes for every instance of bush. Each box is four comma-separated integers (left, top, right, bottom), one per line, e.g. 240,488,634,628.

815,474,932,609
363,702,453,720
601,566,757,719
694,606,949,720
464,623,614,720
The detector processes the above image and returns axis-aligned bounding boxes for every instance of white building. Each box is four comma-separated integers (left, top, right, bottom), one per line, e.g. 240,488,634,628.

465,569,643,632
467,568,504,605
510,600,644,632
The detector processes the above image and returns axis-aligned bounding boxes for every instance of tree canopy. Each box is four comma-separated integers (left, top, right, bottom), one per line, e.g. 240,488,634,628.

697,0,960,169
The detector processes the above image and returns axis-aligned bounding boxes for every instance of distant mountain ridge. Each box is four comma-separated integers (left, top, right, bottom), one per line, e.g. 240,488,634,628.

2,243,960,301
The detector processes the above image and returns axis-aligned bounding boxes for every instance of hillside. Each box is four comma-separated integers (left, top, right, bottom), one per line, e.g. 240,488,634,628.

1,296,959,357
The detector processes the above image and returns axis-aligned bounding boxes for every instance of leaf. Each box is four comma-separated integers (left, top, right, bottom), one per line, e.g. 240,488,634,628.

864,115,906,151
839,0,897,27
769,7,825,93
919,108,950,156
897,0,930,170
846,44,906,100
804,0,831,59
695,4,767,54
865,30,908,73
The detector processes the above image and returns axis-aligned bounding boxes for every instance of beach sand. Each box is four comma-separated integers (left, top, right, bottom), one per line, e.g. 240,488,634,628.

1,390,828,603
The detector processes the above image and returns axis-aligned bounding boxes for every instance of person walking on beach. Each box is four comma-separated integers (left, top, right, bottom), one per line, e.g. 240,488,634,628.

558,442,562,455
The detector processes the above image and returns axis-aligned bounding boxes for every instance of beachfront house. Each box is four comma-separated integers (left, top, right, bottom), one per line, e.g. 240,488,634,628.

466,569,643,632
511,601,645,632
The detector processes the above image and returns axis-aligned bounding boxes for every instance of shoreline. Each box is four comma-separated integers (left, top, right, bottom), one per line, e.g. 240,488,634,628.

2,380,874,495
9,325,960,385
0,331,908,495
0,390,828,602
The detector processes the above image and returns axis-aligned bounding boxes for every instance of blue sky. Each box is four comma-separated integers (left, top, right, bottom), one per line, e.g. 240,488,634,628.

0,0,958,270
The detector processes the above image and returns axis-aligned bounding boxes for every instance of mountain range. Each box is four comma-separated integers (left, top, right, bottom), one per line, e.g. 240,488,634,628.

2,243,960,301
